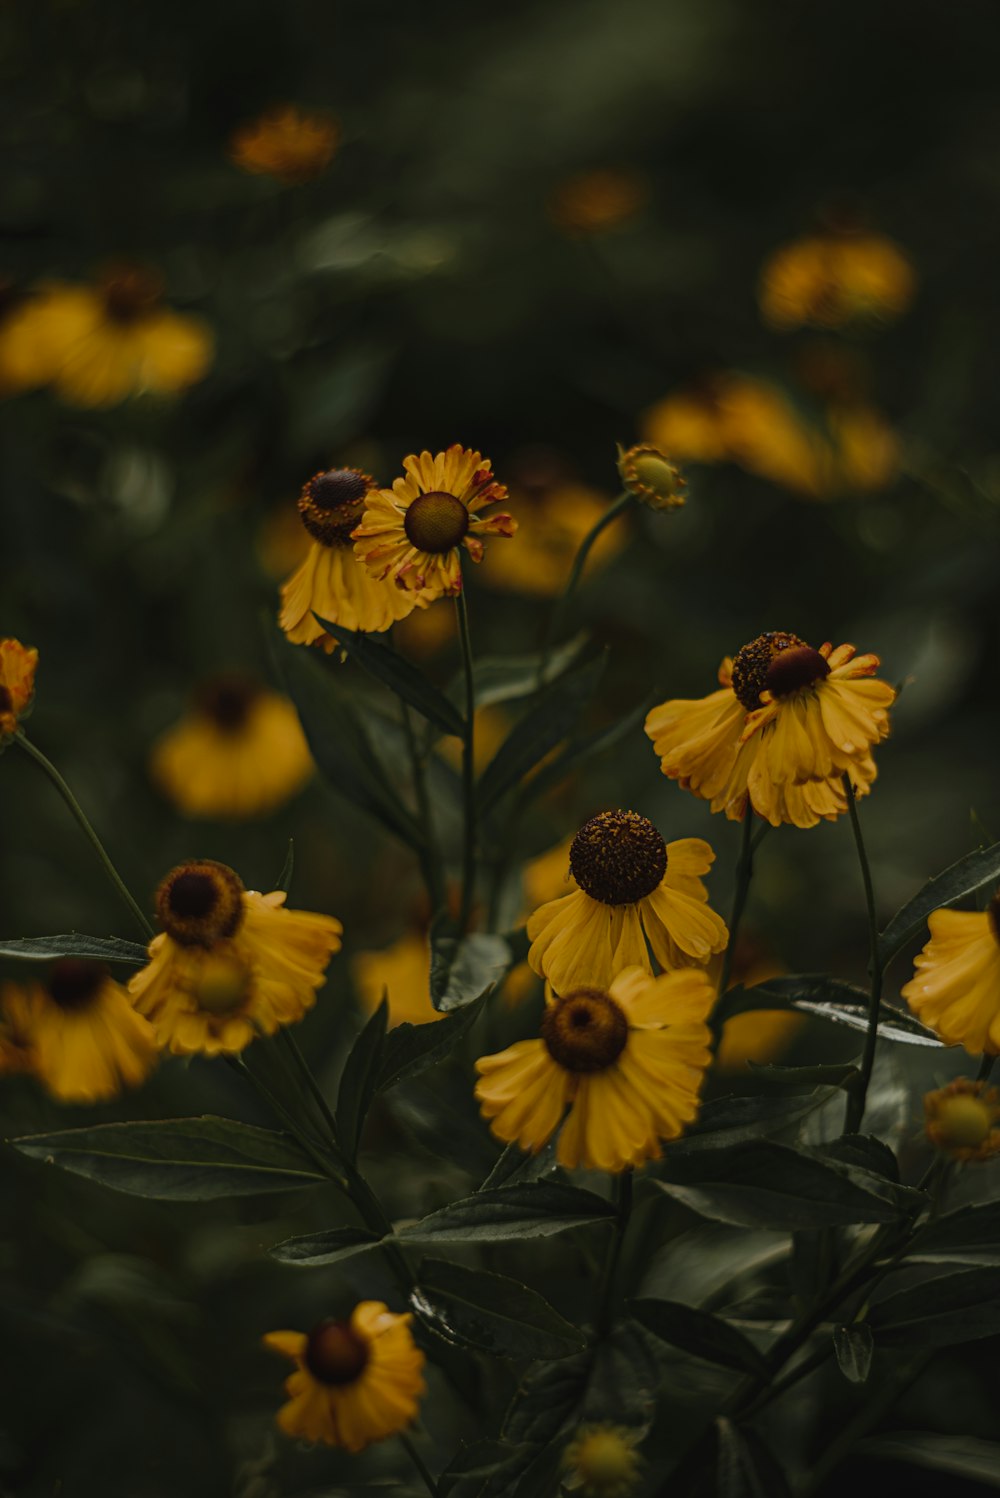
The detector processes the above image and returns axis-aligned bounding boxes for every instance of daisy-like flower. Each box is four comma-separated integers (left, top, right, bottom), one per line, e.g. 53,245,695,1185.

526,810,727,994
229,105,339,183
2,960,157,1103
645,631,895,829
279,468,428,650
353,445,516,597
616,443,686,512
562,1424,644,1497
901,899,1000,1055
923,1079,1000,1163
129,860,342,1055
264,1302,425,1451
151,674,312,819
475,966,714,1172
0,266,212,409
0,637,38,743
759,231,915,330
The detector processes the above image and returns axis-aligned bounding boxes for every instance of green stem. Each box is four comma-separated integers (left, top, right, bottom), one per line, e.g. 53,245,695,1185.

14,730,153,940
596,1169,633,1337
394,647,445,913
399,1432,440,1498
843,775,882,1134
715,812,765,1008
542,490,632,668
455,588,477,932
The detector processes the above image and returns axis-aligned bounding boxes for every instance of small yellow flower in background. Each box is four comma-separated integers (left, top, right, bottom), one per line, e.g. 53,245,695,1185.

1,960,157,1103
264,1302,425,1450
527,810,728,995
0,266,213,408
0,637,38,742
826,403,901,493
710,939,803,1073
759,231,916,330
280,468,429,649
151,674,312,819
616,443,686,512
481,482,626,597
229,105,339,183
353,446,516,597
549,168,648,235
129,860,342,1055
352,931,442,1029
562,1423,643,1497
901,898,1000,1054
645,632,895,829
924,1080,1000,1163
475,965,714,1172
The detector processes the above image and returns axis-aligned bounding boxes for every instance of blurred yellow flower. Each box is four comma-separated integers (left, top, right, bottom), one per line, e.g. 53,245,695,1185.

902,901,1000,1055
229,105,339,183
0,984,38,1079
481,482,626,597
924,1079,1000,1163
549,168,648,234
0,637,38,742
352,931,441,1028
563,1423,643,1497
0,267,213,408
710,941,802,1073
759,231,916,330
826,403,900,492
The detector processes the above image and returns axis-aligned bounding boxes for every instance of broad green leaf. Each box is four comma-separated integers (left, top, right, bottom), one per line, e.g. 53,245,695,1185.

336,998,388,1160
521,693,654,806
439,1439,538,1498
464,635,588,711
629,1298,767,1376
748,1061,860,1089
871,1267,1000,1346
273,840,294,893
858,1433,1000,1488
11,1116,326,1200
268,1224,383,1267
907,1201,1000,1265
430,922,511,1012
479,1140,557,1190
0,934,149,966
821,1134,899,1181
412,1258,585,1360
398,1182,616,1244
316,620,466,737
502,1350,592,1445
878,839,1000,969
833,1322,873,1383
375,992,487,1092
718,974,942,1047
669,1088,839,1154
716,1419,791,1498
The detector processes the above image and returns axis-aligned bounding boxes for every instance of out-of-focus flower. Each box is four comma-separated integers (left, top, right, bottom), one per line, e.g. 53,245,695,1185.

562,1424,643,1496
352,932,441,1029
229,105,339,183
902,899,1000,1054
826,403,900,492
481,482,626,597
0,638,38,743
0,266,213,408
0,985,38,1079
151,675,312,819
616,443,686,512
264,1303,425,1450
711,940,802,1072
354,446,516,597
759,231,916,330
549,168,648,234
924,1079,1000,1162
475,966,714,1171
257,504,311,581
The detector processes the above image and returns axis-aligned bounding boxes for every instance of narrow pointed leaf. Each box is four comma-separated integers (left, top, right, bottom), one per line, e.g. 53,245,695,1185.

336,998,388,1160
907,1201,1000,1265
629,1298,768,1376
858,1433,1000,1487
833,1323,874,1383
0,934,149,966
316,619,466,736
397,1181,616,1244
462,635,589,711
871,1267,1000,1346
375,992,487,1092
269,1224,383,1266
718,974,942,1046
521,693,655,806
430,922,511,1012
273,840,295,893
878,839,1000,969
411,1259,585,1359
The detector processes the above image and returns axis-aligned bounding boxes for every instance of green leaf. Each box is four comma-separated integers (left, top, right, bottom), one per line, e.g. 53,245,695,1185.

502,1351,592,1445
465,635,588,711
430,922,511,1012
375,992,487,1092
748,1061,860,1090
629,1298,767,1376
479,1140,557,1190
336,998,388,1160
858,1433,1000,1488
439,1440,538,1498
520,693,654,807
871,1267,1000,1346
268,1224,383,1267
10,1116,326,1200
833,1323,873,1383
398,1182,616,1244
716,1420,791,1498
907,1201,1000,1264
669,1087,840,1154
273,840,294,894
315,620,466,736
878,839,1000,969
821,1134,899,1181
0,934,149,966
411,1259,586,1360
719,974,942,1047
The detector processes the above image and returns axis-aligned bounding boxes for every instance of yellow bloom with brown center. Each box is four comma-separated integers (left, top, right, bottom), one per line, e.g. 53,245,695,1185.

151,674,312,819
562,1424,643,1497
0,267,213,408
616,443,686,512
353,446,516,597
280,468,430,649
481,482,626,597
129,860,342,1055
0,637,38,742
264,1302,425,1450
759,232,916,330
923,1079,1000,1162
2,960,157,1103
548,168,648,234
527,811,728,995
475,966,714,1172
901,899,1000,1055
645,632,894,829
229,105,339,183
352,931,442,1029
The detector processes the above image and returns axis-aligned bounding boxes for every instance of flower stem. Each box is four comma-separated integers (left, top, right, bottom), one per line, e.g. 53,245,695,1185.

455,588,477,932
14,730,154,941
542,490,632,669
843,775,882,1134
399,1432,440,1498
715,811,765,1006
596,1168,633,1337
400,696,445,914
978,1053,996,1083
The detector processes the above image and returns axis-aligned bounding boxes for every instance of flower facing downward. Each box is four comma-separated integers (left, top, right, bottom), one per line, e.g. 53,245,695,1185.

229,105,339,183
475,966,714,1172
901,898,1000,1055
264,1302,425,1450
562,1424,643,1497
527,810,727,994
759,232,916,330
129,860,342,1055
924,1080,1000,1163
353,446,516,596
616,443,686,512
0,638,38,742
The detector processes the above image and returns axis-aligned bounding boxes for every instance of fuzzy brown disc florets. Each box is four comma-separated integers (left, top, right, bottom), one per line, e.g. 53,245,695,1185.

46,958,107,1012
155,859,245,946
541,988,629,1072
305,1320,371,1386
730,631,807,711
298,468,374,547
403,491,470,553
195,674,260,732
764,645,830,699
569,810,667,906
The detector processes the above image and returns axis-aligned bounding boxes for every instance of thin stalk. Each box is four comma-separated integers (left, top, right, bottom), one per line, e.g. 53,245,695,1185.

596,1169,633,1337
399,1432,440,1498
715,812,765,1006
401,697,445,912
843,775,882,1134
455,588,477,932
978,1052,996,1083
542,490,632,669
14,731,153,940
228,1056,346,1189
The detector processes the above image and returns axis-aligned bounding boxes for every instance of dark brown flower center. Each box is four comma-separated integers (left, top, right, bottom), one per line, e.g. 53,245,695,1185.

298,468,373,547
403,491,470,554
99,266,162,324
569,810,667,906
195,674,260,732
155,860,245,947
0,685,12,715
46,958,107,1012
305,1319,370,1386
764,645,830,699
731,631,808,711
541,988,629,1072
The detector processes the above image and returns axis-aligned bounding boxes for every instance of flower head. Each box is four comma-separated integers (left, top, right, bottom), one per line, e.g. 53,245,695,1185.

475,966,714,1171
481,481,626,597
264,1301,425,1450
353,446,516,597
0,638,38,742
902,899,1000,1055
562,1424,643,1497
759,231,915,330
229,105,339,183
924,1079,1000,1163
527,811,727,994
548,168,647,234
616,443,686,512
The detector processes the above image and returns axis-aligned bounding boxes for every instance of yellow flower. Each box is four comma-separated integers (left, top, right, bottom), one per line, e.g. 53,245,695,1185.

710,942,803,1073
0,267,213,408
827,403,900,493
562,1424,643,1497
481,482,626,597
280,468,429,649
616,443,686,512
0,637,38,742
527,811,727,994
229,105,339,183
759,232,916,330
129,860,342,1055
475,966,714,1171
901,901,1000,1055
2,960,157,1103
923,1079,1000,1163
548,168,648,234
0,983,41,1078
352,931,442,1029
645,633,895,829
353,446,516,597
264,1302,425,1450
151,674,312,819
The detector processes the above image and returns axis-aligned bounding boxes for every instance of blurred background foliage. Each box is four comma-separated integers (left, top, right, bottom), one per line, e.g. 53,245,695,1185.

3,0,1000,1493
